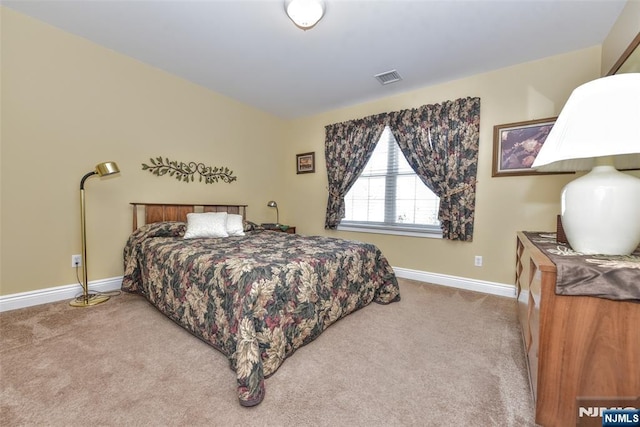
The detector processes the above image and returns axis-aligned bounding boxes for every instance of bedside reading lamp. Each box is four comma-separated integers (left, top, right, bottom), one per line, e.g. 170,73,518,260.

532,73,640,255
267,200,279,226
70,161,121,307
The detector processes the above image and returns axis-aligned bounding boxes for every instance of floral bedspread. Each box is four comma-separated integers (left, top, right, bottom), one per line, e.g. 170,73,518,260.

122,222,400,406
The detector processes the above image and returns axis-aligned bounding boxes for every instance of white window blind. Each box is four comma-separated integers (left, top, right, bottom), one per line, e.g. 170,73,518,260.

340,126,441,237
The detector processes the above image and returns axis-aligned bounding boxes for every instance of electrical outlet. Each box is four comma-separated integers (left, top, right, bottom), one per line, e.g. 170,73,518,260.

474,255,483,267
71,254,82,268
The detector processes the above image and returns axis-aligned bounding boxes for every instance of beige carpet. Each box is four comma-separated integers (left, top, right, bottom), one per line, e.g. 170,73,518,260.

0,279,536,426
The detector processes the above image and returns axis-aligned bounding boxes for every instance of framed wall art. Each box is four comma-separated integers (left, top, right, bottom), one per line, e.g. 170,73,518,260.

492,117,572,177
296,152,315,174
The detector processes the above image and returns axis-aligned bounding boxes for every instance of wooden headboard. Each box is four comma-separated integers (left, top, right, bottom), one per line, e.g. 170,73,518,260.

130,203,248,231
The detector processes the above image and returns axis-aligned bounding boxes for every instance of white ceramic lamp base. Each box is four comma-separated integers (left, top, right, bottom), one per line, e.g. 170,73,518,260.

561,165,640,255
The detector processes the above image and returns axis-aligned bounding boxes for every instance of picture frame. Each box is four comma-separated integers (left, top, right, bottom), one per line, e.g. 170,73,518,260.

296,152,315,174
492,117,572,177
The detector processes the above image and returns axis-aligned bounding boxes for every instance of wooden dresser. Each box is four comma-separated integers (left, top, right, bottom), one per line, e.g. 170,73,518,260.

516,232,640,427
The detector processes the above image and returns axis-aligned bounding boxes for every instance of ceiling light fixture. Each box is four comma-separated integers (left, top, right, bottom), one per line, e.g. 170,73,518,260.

285,0,325,30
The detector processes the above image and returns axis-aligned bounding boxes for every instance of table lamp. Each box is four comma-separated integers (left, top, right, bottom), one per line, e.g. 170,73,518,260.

532,73,640,255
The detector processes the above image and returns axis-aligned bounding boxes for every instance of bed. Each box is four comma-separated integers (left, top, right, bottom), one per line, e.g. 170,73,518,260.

122,203,401,406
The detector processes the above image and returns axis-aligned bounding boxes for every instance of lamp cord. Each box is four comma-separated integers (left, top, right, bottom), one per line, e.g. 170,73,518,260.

73,265,122,299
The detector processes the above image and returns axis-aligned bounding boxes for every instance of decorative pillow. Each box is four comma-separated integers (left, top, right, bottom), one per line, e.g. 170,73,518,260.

183,212,229,239
226,214,245,236
243,220,259,232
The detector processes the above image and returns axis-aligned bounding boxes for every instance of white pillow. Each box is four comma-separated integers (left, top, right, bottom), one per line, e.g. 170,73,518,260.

226,214,245,236
183,212,229,239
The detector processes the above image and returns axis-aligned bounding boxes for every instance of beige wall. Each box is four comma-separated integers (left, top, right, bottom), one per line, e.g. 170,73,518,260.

0,8,288,295
283,47,605,285
601,0,640,75
3,6,633,297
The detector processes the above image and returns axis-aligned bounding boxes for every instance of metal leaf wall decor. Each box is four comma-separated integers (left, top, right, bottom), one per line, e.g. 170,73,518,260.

142,156,237,184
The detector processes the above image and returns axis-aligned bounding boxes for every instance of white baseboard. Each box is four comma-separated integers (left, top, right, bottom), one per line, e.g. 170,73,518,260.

393,267,516,298
0,277,123,312
0,268,515,313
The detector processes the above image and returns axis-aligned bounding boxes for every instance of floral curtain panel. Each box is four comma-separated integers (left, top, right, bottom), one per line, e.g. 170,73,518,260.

324,114,387,229
324,97,480,241
391,97,481,241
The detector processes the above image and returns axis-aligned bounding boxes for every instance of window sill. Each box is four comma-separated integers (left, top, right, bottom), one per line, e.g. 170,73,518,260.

337,224,443,239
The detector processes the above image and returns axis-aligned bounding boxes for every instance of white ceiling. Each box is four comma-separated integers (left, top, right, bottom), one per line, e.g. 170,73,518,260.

3,0,628,119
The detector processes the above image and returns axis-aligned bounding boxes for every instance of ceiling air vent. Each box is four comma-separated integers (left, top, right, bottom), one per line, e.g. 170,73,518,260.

374,69,402,85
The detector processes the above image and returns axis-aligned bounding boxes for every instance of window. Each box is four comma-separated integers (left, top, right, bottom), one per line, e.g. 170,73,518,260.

339,126,441,237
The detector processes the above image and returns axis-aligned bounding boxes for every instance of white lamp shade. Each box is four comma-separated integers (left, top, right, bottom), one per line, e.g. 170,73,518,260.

285,0,325,30
532,73,640,172
531,73,640,255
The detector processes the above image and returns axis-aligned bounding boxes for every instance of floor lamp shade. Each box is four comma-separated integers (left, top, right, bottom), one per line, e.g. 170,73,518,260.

70,161,121,307
532,73,640,255
95,161,119,176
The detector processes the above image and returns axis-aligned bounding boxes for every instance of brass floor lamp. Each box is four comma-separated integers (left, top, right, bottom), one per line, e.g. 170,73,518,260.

267,200,279,226
70,161,120,307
